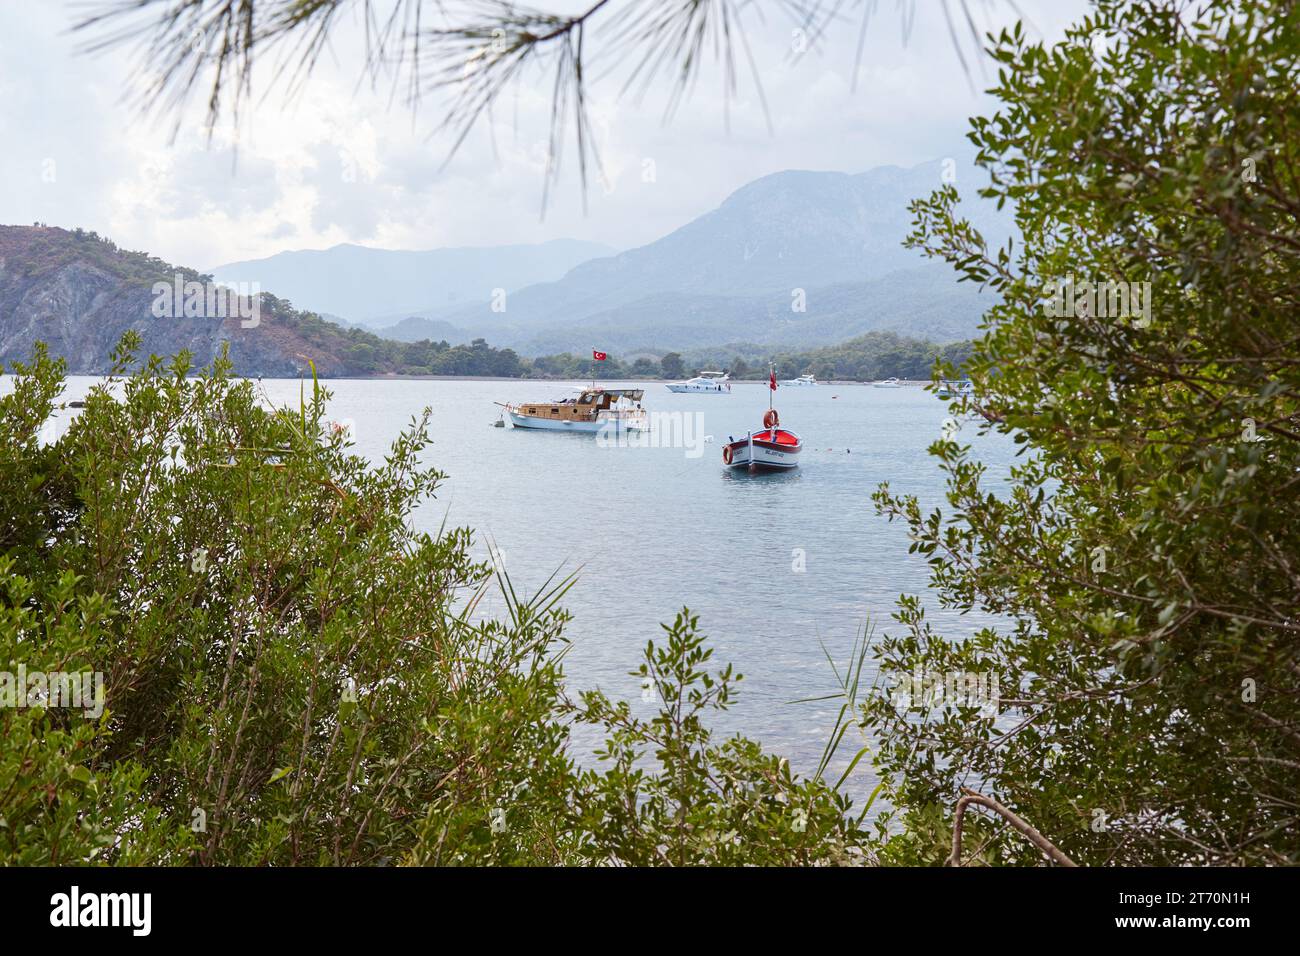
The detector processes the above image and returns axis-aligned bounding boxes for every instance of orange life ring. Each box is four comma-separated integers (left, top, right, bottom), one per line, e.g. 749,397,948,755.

722,445,733,464
763,408,779,429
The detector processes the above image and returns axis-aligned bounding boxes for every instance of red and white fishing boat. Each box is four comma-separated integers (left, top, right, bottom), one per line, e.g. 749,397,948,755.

722,365,803,471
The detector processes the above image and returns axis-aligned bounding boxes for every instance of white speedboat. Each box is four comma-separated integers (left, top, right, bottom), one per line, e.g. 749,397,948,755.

872,377,902,388
937,378,975,399
498,387,647,433
666,371,731,393
780,374,817,387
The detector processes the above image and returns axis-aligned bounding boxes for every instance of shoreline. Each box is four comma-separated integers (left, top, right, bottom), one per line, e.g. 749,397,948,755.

345,375,935,386
49,372,936,387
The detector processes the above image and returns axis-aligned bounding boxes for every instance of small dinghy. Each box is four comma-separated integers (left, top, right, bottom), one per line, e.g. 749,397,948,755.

722,365,802,472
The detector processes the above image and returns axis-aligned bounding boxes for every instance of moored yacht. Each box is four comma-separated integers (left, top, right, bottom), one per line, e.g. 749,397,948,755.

666,371,731,393
498,387,647,433
937,378,975,399
872,377,902,388
780,373,817,387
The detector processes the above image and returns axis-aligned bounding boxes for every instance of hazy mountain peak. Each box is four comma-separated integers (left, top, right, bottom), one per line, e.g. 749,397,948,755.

431,158,1008,354
210,238,616,324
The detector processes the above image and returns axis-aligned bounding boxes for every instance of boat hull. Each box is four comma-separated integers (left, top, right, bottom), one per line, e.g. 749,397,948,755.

723,430,802,470
507,411,646,432
937,380,975,399
665,383,729,393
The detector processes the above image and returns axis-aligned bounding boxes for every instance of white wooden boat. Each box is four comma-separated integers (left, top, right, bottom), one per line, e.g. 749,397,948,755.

499,387,647,433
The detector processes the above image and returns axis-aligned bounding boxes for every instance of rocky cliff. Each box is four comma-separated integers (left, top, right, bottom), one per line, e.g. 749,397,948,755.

0,225,386,376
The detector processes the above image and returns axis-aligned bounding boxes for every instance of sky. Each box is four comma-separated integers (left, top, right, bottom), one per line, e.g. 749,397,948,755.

0,0,1089,269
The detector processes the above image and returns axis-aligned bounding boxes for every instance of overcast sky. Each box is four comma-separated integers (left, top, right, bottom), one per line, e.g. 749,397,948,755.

1,1,1088,269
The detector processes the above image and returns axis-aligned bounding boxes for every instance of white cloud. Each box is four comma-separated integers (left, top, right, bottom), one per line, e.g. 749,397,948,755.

2,1,1089,268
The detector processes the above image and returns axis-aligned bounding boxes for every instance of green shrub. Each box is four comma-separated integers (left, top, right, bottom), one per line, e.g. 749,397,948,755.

1,336,870,866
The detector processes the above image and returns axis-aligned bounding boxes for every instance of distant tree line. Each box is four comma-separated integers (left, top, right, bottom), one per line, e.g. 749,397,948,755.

371,332,974,381
701,332,975,382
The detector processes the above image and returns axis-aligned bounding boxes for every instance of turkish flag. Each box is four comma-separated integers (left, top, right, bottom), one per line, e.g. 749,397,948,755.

592,350,607,361
769,369,777,390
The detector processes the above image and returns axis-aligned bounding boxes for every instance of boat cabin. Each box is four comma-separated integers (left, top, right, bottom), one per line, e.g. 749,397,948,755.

516,388,644,423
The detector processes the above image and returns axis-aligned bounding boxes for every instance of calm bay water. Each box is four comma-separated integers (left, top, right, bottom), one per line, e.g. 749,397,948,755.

43,375,1017,806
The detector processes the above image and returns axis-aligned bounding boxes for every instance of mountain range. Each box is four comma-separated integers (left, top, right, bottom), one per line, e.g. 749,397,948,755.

1,159,1008,376
219,159,1007,354
210,239,615,331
